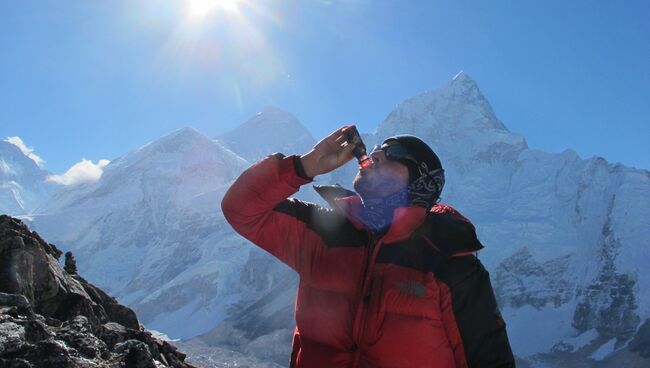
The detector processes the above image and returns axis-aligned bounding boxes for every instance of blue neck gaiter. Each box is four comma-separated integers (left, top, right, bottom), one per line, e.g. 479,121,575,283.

359,187,409,235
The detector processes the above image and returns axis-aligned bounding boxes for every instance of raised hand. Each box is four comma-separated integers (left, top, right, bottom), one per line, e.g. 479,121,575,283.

300,126,357,178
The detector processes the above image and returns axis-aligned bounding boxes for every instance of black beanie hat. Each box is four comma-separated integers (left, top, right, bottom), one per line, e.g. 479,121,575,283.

382,135,445,207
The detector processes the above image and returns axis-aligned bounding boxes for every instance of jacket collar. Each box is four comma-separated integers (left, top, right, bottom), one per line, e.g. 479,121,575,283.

314,184,427,243
313,185,484,255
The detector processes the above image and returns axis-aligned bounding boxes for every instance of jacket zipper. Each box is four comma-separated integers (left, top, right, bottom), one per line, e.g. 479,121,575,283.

352,232,381,367
358,233,376,298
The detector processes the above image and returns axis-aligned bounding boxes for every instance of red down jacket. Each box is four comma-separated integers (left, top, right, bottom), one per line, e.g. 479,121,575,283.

221,154,515,368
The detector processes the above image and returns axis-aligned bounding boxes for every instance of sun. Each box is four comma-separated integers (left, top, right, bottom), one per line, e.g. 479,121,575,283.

186,0,241,21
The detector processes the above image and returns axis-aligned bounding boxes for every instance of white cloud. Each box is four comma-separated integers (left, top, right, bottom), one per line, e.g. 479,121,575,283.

47,159,110,186
4,136,45,168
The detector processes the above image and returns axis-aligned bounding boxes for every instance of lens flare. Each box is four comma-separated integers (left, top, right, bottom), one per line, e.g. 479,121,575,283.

134,0,287,103
186,0,241,20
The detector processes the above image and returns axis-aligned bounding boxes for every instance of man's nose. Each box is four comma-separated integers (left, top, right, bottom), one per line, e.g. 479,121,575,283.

370,150,385,163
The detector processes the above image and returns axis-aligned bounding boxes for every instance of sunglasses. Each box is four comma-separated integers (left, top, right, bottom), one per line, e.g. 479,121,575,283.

369,142,419,166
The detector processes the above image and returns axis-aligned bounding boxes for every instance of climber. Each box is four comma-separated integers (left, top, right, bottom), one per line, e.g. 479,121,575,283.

221,126,515,368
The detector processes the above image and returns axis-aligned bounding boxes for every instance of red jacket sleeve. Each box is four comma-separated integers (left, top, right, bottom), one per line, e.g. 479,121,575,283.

221,154,317,272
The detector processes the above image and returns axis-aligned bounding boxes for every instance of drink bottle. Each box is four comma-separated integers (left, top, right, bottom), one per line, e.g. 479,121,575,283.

342,125,372,169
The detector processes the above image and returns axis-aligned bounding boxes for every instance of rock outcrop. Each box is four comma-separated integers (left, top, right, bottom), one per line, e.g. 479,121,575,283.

0,215,196,368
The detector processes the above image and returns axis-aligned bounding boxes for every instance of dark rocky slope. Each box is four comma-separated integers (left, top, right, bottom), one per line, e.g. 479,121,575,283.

0,215,196,368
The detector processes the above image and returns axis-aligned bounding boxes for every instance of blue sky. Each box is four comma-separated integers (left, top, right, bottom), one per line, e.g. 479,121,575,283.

1,0,649,174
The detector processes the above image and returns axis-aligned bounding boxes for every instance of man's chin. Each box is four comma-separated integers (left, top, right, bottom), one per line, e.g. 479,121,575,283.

352,171,367,194
353,172,378,198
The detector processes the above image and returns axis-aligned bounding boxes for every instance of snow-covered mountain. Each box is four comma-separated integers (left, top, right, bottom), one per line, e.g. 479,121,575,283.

0,139,57,215
361,72,650,366
28,123,320,363
217,106,316,163
31,127,263,338
27,74,650,367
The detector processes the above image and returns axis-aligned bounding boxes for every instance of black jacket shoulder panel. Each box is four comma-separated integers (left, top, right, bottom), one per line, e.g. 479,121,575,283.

416,212,484,256
436,256,515,367
375,237,445,274
313,184,357,210
274,198,368,248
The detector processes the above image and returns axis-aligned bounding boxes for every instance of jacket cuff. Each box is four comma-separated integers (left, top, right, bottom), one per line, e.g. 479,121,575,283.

292,155,314,181
277,154,313,188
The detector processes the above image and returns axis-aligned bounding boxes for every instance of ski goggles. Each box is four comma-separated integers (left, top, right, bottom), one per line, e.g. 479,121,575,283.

369,141,419,166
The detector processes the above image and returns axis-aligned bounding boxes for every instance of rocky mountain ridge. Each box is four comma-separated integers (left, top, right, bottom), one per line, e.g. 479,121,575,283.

0,215,195,368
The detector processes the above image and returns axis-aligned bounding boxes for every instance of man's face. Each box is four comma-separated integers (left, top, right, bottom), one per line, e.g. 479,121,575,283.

352,149,410,199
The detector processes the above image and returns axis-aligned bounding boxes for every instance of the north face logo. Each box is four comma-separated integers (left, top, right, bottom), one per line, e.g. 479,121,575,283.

395,280,426,297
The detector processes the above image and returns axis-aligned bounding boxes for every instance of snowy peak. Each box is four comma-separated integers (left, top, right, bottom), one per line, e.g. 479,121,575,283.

1,140,56,215
452,70,471,82
258,105,298,119
218,106,316,162
132,127,214,157
379,71,508,133
444,71,506,130
2,137,45,169
450,70,479,90
41,127,249,213
0,140,45,177
253,106,307,128
375,72,526,162
117,126,248,177
156,126,205,145
110,127,244,170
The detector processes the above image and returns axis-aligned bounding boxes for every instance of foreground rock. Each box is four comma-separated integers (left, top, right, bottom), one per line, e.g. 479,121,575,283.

0,215,196,368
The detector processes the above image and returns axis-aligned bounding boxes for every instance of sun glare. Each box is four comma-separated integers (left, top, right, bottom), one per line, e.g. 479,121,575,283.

186,0,241,20
147,0,285,92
